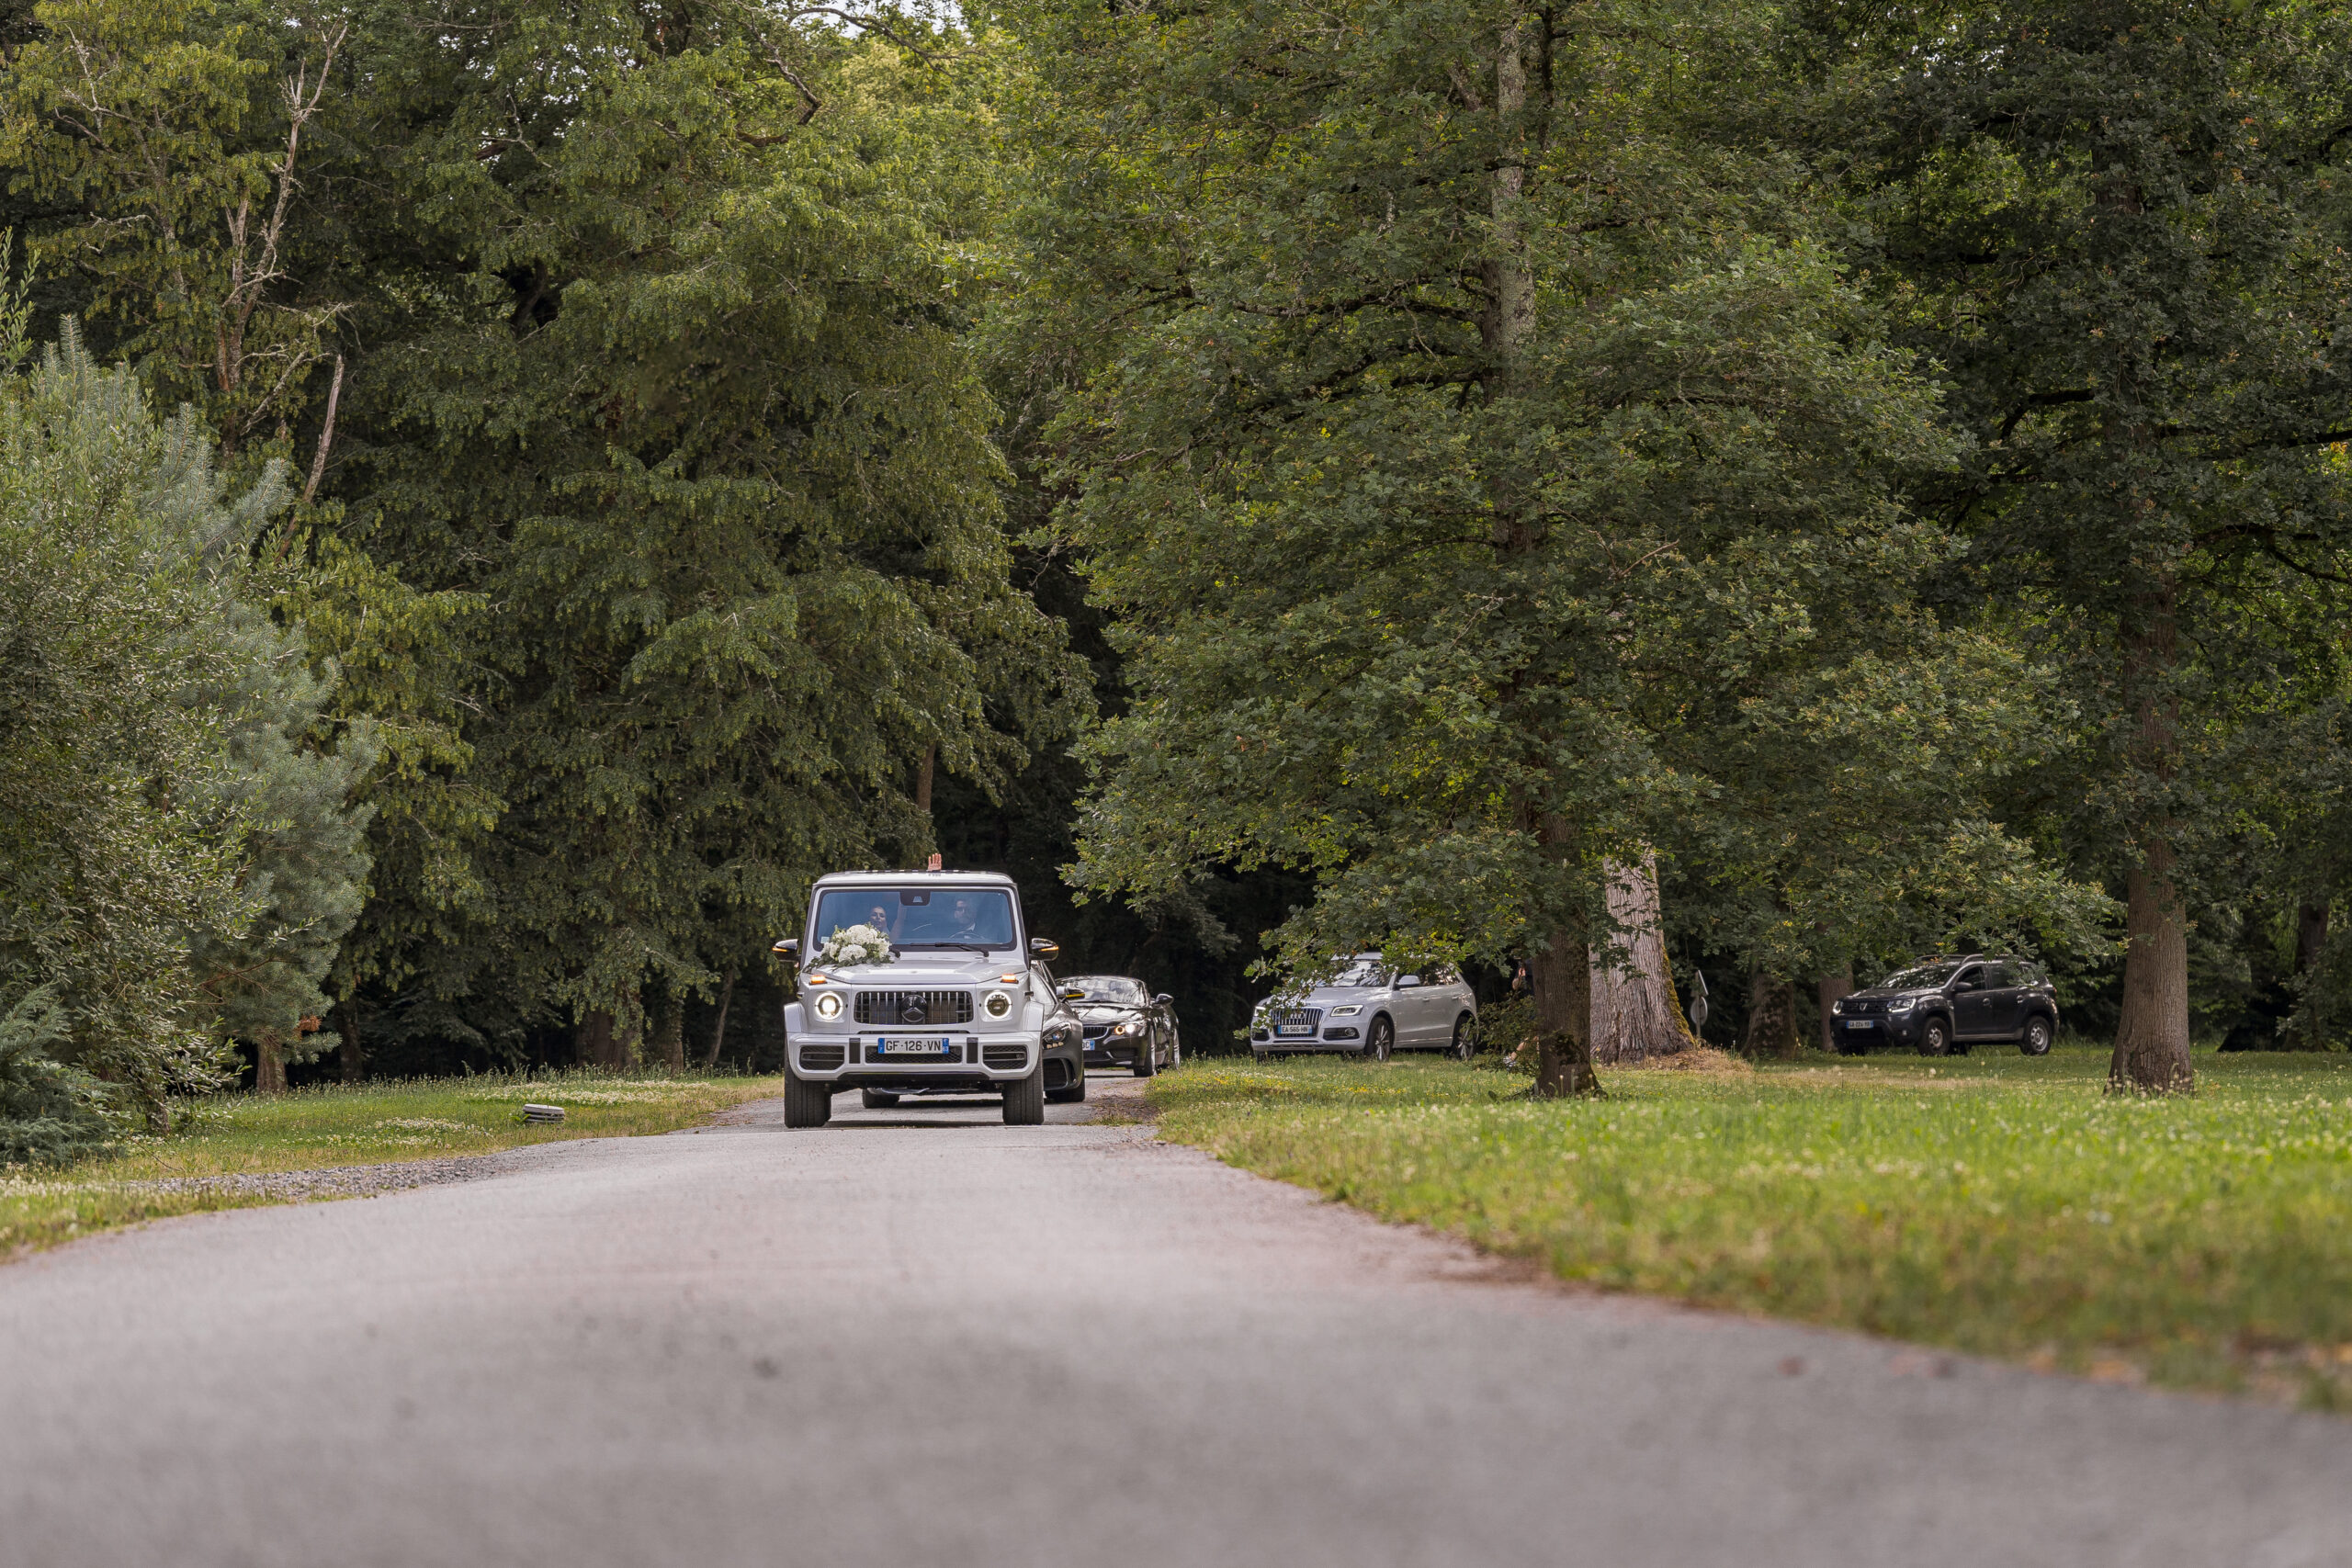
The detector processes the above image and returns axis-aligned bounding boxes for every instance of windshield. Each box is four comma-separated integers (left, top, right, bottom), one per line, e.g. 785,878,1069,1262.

1327,959,1391,988
1881,962,1962,990
1064,976,1148,1005
811,887,1019,952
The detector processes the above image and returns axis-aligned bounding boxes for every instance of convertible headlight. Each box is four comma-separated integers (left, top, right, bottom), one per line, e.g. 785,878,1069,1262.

984,991,1012,1019
813,991,844,1021
1328,1004,1362,1017
1112,1020,1145,1037
1887,995,1917,1013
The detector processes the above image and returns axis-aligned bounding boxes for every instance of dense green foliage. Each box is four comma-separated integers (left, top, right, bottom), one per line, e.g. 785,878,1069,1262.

0,322,370,1131
4,0,2352,1151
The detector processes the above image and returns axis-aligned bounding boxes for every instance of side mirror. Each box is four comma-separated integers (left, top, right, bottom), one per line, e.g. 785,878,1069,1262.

1396,974,1422,988
773,939,799,958
1154,993,1173,1007
1030,938,1060,958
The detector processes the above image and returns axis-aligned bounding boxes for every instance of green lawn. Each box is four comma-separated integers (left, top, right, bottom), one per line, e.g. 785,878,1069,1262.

1,1070,786,1258
1148,1044,2352,1406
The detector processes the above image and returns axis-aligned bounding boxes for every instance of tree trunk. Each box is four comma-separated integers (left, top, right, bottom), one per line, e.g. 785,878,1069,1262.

1816,966,1854,1055
1483,12,1585,1100
337,999,364,1083
2111,839,2193,1090
704,971,737,1069
1530,925,1600,1099
912,742,931,841
575,1010,629,1068
2110,583,2194,1093
657,993,685,1072
2296,901,2328,975
1588,855,1692,1063
1479,17,1534,395
1740,974,1801,1060
254,1031,287,1094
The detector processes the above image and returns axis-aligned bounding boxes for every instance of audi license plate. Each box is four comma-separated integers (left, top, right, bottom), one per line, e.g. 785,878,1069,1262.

1274,1023,1316,1037
875,1037,953,1056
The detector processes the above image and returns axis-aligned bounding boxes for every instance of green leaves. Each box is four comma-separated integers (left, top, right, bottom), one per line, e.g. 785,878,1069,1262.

320,6,1084,1050
1017,0,2097,985
0,325,369,1117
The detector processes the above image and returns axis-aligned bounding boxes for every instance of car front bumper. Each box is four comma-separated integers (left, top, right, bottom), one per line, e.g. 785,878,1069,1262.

1832,1014,1922,1045
1253,1030,1363,1051
787,1032,1041,1084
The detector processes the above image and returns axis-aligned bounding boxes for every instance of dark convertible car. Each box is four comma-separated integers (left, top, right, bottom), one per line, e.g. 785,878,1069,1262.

1830,954,2059,1056
1061,976,1182,1077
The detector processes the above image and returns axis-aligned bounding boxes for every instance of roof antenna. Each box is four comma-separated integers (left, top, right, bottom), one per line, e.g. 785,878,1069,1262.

927,853,942,872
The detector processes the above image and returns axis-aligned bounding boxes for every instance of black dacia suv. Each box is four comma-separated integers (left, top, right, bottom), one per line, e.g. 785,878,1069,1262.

1829,954,2059,1057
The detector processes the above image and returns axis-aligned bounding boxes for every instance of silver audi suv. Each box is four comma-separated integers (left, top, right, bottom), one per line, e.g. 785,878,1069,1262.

777,871,1085,1125
1249,953,1478,1062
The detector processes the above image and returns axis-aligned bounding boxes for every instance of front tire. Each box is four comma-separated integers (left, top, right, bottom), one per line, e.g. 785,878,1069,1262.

1001,1066,1046,1124
1132,1033,1158,1078
860,1088,899,1110
1359,1016,1394,1064
1916,1015,1951,1057
1047,1072,1088,1104
1449,1013,1476,1062
784,1071,832,1127
2019,1015,2053,1056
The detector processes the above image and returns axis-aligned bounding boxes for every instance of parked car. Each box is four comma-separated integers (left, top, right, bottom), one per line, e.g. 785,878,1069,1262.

1830,954,2059,1056
1249,954,1478,1062
775,870,1086,1125
1061,976,1182,1077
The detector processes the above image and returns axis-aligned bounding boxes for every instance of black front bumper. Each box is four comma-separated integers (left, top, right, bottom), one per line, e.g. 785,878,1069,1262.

1832,1014,1921,1047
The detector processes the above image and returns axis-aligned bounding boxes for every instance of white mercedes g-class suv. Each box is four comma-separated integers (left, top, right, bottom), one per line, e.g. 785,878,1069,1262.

776,871,1084,1127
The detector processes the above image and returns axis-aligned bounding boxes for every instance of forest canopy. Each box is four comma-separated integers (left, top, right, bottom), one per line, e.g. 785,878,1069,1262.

1,0,2348,1140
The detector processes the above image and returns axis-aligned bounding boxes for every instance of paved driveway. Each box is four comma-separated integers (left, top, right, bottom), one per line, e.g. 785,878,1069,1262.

0,1076,2344,1568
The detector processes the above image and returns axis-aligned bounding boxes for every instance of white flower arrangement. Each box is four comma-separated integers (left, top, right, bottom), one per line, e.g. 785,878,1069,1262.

818,923,893,967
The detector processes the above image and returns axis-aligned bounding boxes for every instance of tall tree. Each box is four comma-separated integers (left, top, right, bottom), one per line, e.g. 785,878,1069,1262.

1009,0,2088,1093
0,0,348,458
1794,0,2352,1089
320,5,1084,1058
0,323,369,1122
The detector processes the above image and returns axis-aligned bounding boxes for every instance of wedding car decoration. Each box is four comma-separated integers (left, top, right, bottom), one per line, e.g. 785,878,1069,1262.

818,923,892,967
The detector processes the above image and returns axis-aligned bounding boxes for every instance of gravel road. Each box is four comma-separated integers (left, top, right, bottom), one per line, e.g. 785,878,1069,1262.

1,1077,2345,1568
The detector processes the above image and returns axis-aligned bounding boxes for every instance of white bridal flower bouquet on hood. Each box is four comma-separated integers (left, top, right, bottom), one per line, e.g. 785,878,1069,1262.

819,924,893,967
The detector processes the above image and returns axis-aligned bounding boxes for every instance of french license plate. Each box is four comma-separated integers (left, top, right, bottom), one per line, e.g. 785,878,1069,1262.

1275,1024,1316,1037
875,1037,953,1055
1844,1021,1872,1030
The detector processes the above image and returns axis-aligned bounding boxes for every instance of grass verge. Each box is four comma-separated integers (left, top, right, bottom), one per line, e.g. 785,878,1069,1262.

2,1070,786,1258
1148,1044,2352,1407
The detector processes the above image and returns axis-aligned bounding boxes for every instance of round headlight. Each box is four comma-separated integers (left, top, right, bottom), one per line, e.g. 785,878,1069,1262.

984,990,1012,1019
814,991,844,1021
